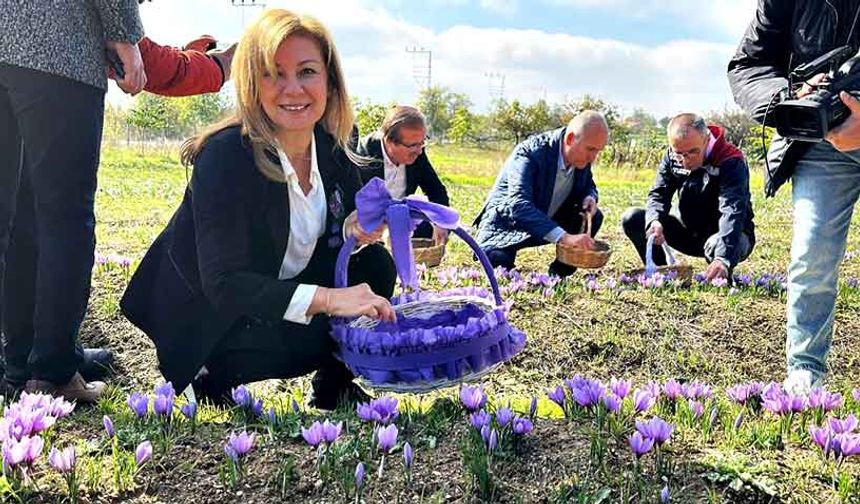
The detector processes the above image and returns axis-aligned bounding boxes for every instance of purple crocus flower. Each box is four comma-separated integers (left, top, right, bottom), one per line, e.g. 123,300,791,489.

301,421,324,447
829,415,858,434
512,417,533,436
267,407,276,424
836,433,860,458
48,446,75,473
661,485,670,503
103,415,115,438
251,399,264,417
181,402,198,421
708,407,719,428
853,388,860,403
403,442,414,468
810,425,831,450
3,436,38,467
321,420,343,444
633,389,656,414
629,431,654,458
726,384,752,405
470,410,491,430
635,417,673,445
688,400,704,420
48,397,75,419
154,382,175,399
496,408,514,427
733,412,744,431
480,425,491,445
153,393,174,418
459,385,488,412
487,429,498,451
376,424,399,453
602,394,622,413
231,385,252,408
127,392,149,419
662,380,683,401
356,397,400,425
225,431,255,461
547,386,567,409
291,398,301,414
135,441,152,466
809,390,844,412
355,462,365,490
570,379,605,408
529,396,538,417
609,378,631,399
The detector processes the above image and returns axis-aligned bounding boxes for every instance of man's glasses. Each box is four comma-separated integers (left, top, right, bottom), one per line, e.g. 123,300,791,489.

395,138,428,150
669,147,702,161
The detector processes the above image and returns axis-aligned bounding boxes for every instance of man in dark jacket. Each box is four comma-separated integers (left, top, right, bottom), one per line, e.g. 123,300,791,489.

621,114,755,281
474,111,608,277
356,105,451,244
728,0,860,393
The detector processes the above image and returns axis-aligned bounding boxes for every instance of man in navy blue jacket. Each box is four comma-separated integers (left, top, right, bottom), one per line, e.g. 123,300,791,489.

621,114,755,281
474,111,609,277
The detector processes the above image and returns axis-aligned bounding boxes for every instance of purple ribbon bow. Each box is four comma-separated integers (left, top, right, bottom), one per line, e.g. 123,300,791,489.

356,178,460,289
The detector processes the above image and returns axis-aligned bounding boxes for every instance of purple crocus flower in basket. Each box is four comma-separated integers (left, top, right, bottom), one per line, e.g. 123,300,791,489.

329,179,527,391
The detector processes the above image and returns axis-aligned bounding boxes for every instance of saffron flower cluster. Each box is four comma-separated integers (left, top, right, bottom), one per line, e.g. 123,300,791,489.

809,414,860,461
356,397,400,425
0,392,74,470
301,420,343,447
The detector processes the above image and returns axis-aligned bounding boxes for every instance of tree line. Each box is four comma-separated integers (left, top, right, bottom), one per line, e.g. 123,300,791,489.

105,86,772,165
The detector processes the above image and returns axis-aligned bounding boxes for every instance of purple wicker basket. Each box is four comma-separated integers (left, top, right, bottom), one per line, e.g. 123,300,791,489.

330,183,526,392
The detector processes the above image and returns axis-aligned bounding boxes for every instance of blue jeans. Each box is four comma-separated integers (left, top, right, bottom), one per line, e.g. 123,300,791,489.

787,142,860,379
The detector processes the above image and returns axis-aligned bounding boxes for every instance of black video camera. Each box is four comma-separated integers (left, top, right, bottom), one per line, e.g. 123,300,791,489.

774,45,860,141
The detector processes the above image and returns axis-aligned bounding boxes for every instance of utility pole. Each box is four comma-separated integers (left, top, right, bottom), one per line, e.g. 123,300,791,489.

231,0,266,29
405,46,432,92
485,72,505,102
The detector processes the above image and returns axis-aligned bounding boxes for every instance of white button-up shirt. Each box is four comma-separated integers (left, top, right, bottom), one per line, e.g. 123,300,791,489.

381,141,408,199
276,136,327,325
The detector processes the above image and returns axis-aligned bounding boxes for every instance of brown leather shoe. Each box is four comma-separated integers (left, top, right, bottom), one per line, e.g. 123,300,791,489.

25,372,106,403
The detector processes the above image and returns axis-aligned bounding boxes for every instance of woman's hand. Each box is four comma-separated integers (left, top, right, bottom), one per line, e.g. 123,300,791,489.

344,210,385,246
309,284,396,321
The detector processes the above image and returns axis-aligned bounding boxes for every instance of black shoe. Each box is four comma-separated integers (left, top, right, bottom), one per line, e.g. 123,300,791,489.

79,348,115,382
548,260,577,278
309,382,371,411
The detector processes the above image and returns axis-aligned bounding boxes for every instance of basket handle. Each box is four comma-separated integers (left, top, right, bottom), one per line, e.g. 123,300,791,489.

645,233,677,276
335,223,504,307
579,212,592,236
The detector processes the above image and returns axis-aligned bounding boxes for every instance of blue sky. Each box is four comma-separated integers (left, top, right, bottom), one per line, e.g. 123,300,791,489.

118,0,758,117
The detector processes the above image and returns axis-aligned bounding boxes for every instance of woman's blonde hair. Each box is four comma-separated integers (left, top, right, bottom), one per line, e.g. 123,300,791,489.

180,9,355,181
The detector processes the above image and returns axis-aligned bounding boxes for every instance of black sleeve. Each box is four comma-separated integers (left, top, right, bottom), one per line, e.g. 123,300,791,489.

727,0,794,124
190,134,298,323
417,154,450,206
644,153,678,227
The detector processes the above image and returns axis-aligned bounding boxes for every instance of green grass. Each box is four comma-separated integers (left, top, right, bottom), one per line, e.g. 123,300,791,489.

22,141,860,502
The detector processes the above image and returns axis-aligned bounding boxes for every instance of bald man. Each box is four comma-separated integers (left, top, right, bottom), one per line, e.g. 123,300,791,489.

621,113,755,281
474,111,609,277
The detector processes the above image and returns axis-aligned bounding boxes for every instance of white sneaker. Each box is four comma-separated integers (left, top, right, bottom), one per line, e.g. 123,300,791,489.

783,369,824,395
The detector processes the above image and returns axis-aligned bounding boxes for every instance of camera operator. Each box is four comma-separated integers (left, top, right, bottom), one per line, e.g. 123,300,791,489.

728,0,860,394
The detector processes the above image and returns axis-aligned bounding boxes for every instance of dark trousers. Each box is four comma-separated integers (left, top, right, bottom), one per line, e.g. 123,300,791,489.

0,64,105,384
621,207,753,267
485,208,604,277
414,221,433,240
198,243,397,395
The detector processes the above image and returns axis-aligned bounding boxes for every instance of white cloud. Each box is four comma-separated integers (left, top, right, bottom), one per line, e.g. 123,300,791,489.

109,0,746,117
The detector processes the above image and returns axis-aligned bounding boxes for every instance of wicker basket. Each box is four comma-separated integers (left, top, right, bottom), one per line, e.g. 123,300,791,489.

331,225,526,393
555,212,612,269
412,238,445,267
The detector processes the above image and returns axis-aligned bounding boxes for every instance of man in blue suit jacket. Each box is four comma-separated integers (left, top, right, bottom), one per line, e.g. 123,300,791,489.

474,111,609,277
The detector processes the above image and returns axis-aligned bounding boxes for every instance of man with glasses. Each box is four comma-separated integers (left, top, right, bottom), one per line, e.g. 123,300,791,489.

474,111,608,277
621,113,755,282
357,105,451,245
